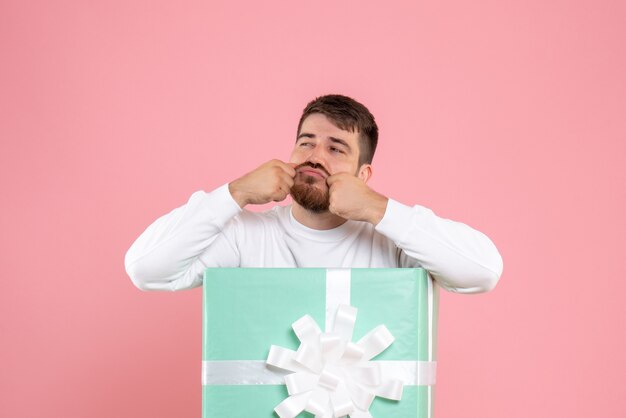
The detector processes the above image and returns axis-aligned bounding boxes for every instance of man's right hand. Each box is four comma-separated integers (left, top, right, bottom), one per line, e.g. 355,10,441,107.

228,160,297,208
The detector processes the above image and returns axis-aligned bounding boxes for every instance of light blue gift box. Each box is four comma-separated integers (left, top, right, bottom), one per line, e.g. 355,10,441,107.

202,268,439,417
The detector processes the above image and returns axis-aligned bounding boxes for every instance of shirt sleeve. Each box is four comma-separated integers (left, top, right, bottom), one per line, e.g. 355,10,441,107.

124,183,242,291
375,199,503,293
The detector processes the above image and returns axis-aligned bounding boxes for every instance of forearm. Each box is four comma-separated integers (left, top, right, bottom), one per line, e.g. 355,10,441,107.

376,199,503,293
124,183,241,291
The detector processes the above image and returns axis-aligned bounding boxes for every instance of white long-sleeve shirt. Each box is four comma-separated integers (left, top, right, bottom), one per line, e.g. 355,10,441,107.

125,184,503,293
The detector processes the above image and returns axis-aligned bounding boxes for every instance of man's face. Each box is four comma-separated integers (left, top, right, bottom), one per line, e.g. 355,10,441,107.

289,113,370,213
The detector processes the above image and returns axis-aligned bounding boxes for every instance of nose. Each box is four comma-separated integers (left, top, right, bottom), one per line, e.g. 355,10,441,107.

306,145,326,167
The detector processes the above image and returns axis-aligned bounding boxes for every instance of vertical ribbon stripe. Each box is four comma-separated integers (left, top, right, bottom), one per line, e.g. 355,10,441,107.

325,268,351,332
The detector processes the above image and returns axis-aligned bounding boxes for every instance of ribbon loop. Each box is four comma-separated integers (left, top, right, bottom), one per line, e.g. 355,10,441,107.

331,304,357,341
285,372,318,395
295,343,323,373
348,382,376,411
292,315,322,343
330,382,354,417
357,325,395,361
318,369,341,391
349,410,373,418
274,391,310,418
267,345,309,374
341,342,364,363
306,388,330,416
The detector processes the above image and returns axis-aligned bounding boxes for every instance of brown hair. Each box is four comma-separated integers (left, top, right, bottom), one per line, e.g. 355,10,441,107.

297,94,379,166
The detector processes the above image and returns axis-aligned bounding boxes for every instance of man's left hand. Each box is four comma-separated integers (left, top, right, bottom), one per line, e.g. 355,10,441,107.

326,173,389,225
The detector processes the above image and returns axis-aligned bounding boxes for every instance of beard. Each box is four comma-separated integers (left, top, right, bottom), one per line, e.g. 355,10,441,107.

290,172,330,213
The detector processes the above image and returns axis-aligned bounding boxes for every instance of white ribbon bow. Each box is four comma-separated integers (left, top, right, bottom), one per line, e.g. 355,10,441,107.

266,305,403,418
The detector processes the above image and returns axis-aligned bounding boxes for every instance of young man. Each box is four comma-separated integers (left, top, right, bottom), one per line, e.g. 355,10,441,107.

125,95,503,292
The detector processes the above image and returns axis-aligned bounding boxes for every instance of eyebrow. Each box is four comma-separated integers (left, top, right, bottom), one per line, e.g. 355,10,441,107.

297,133,352,152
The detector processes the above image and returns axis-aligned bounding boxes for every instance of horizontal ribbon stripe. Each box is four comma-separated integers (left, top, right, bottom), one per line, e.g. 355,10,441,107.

202,360,289,385
202,360,436,386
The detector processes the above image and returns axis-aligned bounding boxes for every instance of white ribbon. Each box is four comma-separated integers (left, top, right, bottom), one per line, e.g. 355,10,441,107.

202,359,436,387
267,304,409,418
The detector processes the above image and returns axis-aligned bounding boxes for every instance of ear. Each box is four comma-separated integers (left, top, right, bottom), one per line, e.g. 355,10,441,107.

358,163,373,183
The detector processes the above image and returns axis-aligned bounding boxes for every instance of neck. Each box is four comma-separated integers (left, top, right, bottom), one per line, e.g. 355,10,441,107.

291,202,347,230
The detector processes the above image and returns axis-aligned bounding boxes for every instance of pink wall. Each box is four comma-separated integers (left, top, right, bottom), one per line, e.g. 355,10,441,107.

2,0,625,417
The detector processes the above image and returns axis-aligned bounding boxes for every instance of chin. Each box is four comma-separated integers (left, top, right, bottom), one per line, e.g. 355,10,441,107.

291,182,330,213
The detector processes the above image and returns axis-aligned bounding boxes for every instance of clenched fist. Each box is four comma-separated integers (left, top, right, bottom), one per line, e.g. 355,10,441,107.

229,159,296,208
326,173,389,225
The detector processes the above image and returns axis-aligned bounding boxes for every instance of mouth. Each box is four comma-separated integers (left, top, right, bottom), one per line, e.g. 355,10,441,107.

298,168,327,179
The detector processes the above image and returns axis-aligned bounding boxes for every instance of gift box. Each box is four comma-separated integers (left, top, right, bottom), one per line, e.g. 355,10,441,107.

202,268,439,417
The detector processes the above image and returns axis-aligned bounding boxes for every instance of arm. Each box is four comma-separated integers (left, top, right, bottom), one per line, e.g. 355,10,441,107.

375,199,503,293
124,184,242,291
326,173,503,293
125,159,296,291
